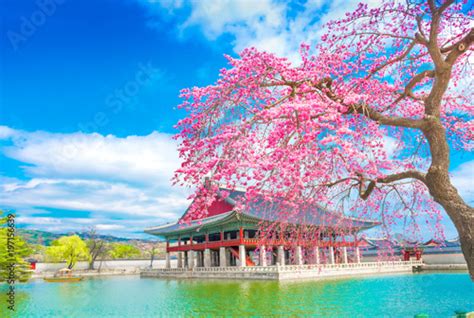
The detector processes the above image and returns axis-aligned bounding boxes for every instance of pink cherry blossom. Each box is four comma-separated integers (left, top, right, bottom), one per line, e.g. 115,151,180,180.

173,1,474,278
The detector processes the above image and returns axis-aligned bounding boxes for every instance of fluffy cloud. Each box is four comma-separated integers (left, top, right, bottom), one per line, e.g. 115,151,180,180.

451,160,474,205
2,128,177,186
1,178,186,217
137,0,382,62
0,126,191,237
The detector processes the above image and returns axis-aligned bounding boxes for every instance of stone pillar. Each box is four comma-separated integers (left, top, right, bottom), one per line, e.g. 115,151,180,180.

343,246,348,264
259,245,267,267
295,246,303,265
165,252,171,269
177,252,183,268
199,251,204,267
226,248,232,266
277,245,285,266
355,247,361,263
194,251,199,267
313,246,320,264
188,250,195,269
219,247,227,267
238,245,247,267
329,246,335,264
204,248,211,267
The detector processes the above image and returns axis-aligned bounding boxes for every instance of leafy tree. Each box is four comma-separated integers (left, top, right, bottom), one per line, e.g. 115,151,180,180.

149,245,158,268
85,228,110,270
174,1,474,277
0,212,33,282
109,243,140,259
29,243,46,261
46,235,90,269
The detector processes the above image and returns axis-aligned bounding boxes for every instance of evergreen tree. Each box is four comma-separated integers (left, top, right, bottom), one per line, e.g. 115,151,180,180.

0,212,33,282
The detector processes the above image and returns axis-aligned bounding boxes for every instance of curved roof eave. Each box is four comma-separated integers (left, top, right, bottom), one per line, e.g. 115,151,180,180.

145,209,380,237
144,210,239,237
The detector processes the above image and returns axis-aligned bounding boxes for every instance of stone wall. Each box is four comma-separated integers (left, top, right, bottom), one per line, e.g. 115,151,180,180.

362,252,466,265
35,259,177,273
422,253,466,265
141,261,422,281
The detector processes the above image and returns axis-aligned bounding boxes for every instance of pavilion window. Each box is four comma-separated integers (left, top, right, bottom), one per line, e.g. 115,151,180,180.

247,230,257,238
208,233,221,242
224,231,237,240
194,235,205,243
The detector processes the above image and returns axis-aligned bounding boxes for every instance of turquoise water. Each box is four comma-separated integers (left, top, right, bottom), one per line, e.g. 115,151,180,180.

1,273,473,317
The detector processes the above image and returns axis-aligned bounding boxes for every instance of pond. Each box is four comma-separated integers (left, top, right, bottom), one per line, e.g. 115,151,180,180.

1,272,473,317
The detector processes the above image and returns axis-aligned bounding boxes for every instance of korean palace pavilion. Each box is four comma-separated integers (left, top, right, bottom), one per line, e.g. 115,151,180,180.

145,186,380,269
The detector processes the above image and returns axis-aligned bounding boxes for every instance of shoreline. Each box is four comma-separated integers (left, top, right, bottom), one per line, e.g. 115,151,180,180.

32,268,142,279
32,266,469,279
31,256,468,279
29,266,469,281
420,264,468,271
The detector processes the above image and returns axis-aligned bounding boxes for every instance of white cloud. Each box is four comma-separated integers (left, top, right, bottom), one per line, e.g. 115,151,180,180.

383,136,399,159
2,127,177,186
0,126,16,139
451,160,474,205
0,126,191,237
95,224,126,230
137,0,382,63
0,178,186,218
16,217,63,226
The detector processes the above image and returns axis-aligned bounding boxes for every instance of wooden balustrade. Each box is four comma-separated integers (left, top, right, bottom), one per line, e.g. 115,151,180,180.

167,237,359,252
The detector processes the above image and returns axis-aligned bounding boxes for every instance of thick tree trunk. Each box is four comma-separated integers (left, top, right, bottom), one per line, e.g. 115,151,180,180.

426,175,474,279
423,119,474,279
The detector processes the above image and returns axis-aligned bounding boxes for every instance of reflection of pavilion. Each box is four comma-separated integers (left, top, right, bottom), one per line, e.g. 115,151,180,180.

146,187,381,269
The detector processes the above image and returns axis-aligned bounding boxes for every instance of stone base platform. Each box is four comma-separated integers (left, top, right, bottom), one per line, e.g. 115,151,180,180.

420,264,468,271
140,260,423,281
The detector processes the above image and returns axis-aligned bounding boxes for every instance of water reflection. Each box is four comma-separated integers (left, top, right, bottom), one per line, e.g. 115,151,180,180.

3,273,473,317
0,286,29,318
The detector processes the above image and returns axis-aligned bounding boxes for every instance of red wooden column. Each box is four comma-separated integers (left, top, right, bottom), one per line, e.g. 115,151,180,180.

220,231,224,242
239,227,244,244
165,240,171,269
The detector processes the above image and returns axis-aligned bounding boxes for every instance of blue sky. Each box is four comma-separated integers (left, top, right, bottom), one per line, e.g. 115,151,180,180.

0,0,472,238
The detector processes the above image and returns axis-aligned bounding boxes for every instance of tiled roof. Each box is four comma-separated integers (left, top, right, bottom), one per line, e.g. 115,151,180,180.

145,188,380,236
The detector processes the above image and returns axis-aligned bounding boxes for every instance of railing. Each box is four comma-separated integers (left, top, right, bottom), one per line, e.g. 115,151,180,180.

167,238,359,252
278,260,422,272
141,260,422,274
168,239,242,252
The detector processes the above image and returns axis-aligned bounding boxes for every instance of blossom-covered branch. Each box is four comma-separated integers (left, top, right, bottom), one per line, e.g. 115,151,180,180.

174,0,474,278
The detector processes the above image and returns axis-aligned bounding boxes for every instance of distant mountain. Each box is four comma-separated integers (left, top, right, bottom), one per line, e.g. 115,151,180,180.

17,229,159,246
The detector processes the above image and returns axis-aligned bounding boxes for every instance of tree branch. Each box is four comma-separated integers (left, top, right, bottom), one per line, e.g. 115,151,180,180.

404,69,435,100
346,104,425,129
427,1,446,68
310,78,426,129
446,28,474,65
368,41,416,77
359,170,427,200
438,0,455,14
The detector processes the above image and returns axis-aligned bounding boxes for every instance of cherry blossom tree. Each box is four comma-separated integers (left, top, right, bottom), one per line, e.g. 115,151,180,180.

174,0,474,278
